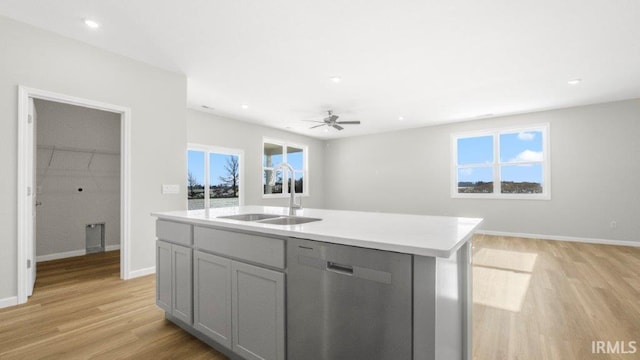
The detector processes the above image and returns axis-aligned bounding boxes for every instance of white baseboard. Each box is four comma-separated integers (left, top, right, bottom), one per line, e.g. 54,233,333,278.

476,230,640,247
105,244,121,251
37,245,122,263
0,296,18,309
128,266,156,279
36,249,86,262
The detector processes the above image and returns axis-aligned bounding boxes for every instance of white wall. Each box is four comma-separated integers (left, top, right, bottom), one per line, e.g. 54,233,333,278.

35,99,121,258
187,109,325,208
324,99,640,243
0,16,187,300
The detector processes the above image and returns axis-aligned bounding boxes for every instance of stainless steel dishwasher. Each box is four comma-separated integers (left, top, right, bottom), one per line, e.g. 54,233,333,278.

287,238,412,360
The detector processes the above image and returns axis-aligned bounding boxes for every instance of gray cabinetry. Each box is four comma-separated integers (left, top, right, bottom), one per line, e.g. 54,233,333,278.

194,250,232,348
232,261,285,360
194,226,285,269
156,240,172,312
156,219,194,323
157,224,285,360
172,243,193,324
156,239,193,325
157,220,192,246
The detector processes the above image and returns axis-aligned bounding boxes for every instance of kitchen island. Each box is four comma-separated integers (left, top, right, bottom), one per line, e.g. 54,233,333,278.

152,206,482,360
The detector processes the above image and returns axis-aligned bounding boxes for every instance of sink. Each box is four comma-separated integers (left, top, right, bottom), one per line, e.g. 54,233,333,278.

258,216,322,225
217,213,322,225
217,213,282,221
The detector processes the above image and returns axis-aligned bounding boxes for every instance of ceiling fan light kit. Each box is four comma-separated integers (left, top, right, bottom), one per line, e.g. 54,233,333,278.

306,110,361,131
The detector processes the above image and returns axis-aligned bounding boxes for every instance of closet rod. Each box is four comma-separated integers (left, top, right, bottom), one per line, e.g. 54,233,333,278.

37,145,120,156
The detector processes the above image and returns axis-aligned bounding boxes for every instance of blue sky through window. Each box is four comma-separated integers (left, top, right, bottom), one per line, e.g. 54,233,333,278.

457,136,492,164
287,148,303,170
458,166,492,183
264,153,283,167
188,150,204,185
210,153,238,186
188,150,238,186
457,130,544,185
500,131,543,162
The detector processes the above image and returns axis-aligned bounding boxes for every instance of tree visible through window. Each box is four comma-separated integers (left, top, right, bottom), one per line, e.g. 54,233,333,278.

453,124,549,199
187,146,243,209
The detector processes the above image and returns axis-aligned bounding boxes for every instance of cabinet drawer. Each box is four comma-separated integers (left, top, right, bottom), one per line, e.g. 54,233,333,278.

194,227,285,269
157,220,192,246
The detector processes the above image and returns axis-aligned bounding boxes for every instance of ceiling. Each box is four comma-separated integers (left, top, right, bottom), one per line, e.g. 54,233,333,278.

1,0,639,139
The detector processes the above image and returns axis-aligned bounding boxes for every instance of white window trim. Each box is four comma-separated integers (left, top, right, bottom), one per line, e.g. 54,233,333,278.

451,123,551,200
187,143,245,208
262,137,309,198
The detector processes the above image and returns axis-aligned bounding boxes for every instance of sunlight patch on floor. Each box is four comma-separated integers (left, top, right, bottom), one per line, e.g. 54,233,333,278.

473,267,532,312
474,248,538,273
473,248,538,312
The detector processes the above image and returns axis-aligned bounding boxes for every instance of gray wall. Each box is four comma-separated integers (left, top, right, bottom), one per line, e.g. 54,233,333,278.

187,109,325,208
35,99,120,257
324,99,640,243
1,16,187,300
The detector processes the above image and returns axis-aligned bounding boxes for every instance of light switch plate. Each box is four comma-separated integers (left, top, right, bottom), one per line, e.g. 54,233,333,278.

162,184,180,194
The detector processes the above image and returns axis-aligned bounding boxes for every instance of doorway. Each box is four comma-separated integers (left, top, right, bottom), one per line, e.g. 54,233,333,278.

17,86,132,304
34,98,121,264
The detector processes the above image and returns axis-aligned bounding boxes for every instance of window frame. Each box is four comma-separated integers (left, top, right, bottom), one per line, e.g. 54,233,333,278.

262,137,309,199
451,123,550,200
187,143,245,209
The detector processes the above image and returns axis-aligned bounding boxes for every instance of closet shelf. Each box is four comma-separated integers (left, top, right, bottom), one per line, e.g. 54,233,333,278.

37,145,120,156
38,145,120,169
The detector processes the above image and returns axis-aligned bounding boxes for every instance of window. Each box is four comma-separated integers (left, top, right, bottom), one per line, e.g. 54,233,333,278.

452,124,550,199
263,138,308,197
187,144,244,209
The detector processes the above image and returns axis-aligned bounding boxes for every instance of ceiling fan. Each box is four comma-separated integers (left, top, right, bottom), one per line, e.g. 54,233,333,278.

305,110,361,131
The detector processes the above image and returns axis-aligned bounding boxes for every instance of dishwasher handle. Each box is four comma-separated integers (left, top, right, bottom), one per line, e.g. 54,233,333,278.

326,261,354,276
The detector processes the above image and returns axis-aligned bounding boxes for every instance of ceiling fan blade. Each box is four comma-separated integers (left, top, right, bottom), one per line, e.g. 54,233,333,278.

310,124,326,129
302,120,326,123
332,124,344,130
329,114,339,122
336,121,360,125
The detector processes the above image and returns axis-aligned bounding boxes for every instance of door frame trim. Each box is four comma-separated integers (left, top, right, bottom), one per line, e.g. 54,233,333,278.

17,86,132,304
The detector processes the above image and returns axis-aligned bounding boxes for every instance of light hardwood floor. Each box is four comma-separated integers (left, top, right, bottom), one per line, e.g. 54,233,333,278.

472,235,640,360
0,251,224,360
1,237,638,359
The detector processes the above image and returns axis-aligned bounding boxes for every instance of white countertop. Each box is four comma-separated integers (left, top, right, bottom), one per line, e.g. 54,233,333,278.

152,206,483,258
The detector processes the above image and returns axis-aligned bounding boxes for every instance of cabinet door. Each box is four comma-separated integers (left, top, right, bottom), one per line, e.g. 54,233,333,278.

232,261,285,360
172,244,193,324
194,251,232,347
156,240,172,312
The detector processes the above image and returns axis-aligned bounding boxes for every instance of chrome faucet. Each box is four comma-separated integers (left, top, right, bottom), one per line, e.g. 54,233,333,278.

271,162,302,215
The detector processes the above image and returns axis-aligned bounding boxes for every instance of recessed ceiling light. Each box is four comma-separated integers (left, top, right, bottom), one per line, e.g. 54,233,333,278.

323,128,329,132
567,78,582,85
329,76,342,83
241,104,249,110
398,116,404,121
84,19,100,29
